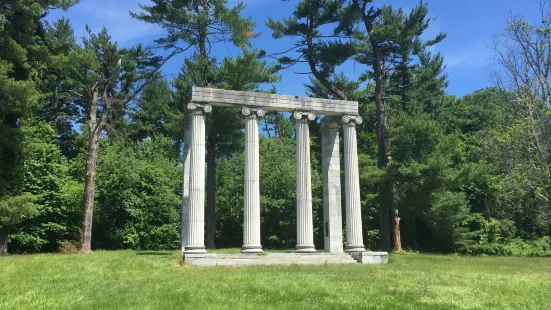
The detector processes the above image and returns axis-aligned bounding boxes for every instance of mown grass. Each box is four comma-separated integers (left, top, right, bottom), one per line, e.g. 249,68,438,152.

1,250,550,309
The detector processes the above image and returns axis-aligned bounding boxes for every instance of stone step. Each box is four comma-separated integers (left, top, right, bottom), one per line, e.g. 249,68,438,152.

192,253,354,260
184,252,363,266
192,258,358,267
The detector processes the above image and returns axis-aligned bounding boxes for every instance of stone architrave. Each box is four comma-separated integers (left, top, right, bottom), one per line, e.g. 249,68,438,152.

184,102,212,254
293,110,317,253
241,107,265,254
320,116,344,253
342,115,366,253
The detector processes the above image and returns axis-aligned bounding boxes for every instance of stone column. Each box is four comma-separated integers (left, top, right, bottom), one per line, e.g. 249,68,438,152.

342,115,366,253
181,113,191,252
293,110,317,253
184,102,212,254
320,117,344,253
241,107,265,254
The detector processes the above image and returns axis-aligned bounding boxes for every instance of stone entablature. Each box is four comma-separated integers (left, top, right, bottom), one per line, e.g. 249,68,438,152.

192,87,358,116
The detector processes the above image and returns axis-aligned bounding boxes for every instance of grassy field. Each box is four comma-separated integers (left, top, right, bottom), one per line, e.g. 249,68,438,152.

0,250,550,309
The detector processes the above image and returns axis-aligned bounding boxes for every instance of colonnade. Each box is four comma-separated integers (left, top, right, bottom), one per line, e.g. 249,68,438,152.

182,102,365,254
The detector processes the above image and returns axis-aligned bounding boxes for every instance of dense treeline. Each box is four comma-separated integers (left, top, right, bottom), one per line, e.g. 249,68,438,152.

1,0,550,256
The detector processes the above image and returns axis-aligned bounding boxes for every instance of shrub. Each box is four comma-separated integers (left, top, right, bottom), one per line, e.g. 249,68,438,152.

58,240,80,254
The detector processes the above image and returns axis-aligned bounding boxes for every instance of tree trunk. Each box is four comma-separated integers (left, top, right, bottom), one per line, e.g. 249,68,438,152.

205,140,216,249
379,184,392,251
391,203,402,252
80,91,100,253
0,226,9,255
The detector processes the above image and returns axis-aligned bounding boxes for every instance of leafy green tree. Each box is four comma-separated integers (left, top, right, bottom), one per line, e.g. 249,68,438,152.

92,137,181,250
9,120,80,253
0,194,40,255
491,1,551,226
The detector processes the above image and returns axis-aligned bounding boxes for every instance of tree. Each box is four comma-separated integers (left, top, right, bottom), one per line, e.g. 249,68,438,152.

67,27,160,252
267,0,357,101
128,78,184,155
0,0,77,213
39,18,81,158
9,120,78,253
91,137,182,250
492,0,551,218
0,194,40,255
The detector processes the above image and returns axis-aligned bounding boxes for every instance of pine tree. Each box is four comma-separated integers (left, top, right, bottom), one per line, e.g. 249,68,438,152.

337,1,445,251
0,0,78,254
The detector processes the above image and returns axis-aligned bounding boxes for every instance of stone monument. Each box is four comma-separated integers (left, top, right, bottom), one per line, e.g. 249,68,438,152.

181,87,388,266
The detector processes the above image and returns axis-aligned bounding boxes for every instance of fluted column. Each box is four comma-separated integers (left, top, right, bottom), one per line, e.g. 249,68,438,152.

184,102,212,254
242,107,265,254
293,110,317,253
342,115,366,253
181,113,191,252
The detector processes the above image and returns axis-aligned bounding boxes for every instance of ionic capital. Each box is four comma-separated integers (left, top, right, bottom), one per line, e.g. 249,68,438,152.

242,106,266,119
187,102,213,114
293,110,316,123
341,115,363,127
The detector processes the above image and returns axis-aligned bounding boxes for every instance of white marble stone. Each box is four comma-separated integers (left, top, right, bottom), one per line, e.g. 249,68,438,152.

184,253,358,267
349,251,389,264
192,87,358,116
342,115,366,253
184,103,212,254
320,117,344,254
294,111,317,253
242,107,264,254
181,113,191,252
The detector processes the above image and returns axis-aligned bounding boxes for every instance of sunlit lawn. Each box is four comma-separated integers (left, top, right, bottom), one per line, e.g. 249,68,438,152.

1,250,550,309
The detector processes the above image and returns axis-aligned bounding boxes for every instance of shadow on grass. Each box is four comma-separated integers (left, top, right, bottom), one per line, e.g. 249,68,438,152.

136,251,172,256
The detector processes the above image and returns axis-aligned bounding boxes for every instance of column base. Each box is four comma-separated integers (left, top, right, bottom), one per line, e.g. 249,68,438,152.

295,245,316,253
345,244,366,253
241,245,263,254
184,245,207,254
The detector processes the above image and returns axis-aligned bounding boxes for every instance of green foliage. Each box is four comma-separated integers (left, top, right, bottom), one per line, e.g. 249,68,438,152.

459,214,551,256
9,120,80,252
215,137,323,248
132,0,254,53
0,194,40,227
129,79,183,146
93,137,181,250
0,61,39,198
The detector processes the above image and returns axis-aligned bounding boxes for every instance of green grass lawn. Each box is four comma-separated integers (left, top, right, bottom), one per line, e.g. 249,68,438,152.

1,251,550,309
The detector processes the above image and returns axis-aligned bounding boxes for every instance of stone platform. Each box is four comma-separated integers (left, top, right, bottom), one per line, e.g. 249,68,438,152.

184,252,388,267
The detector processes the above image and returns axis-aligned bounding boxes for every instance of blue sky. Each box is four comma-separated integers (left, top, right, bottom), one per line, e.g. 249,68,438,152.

47,0,543,98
